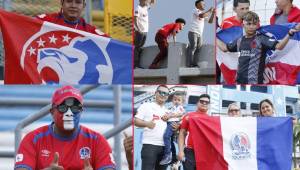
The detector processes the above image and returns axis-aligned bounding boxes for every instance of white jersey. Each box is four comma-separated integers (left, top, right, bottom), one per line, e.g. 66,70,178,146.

167,105,185,122
134,4,150,33
190,8,206,35
135,102,167,146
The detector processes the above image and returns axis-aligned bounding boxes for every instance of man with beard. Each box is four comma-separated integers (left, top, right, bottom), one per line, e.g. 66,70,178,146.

134,85,170,170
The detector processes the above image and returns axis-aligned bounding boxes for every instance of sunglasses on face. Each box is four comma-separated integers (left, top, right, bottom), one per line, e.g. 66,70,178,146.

229,109,240,112
55,104,83,113
157,90,169,97
199,100,210,105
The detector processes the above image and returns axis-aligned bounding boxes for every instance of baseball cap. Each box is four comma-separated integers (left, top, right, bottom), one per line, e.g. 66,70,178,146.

52,86,83,105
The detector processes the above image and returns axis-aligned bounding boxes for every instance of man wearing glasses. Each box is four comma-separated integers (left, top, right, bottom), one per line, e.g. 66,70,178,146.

15,86,115,170
134,85,170,170
178,94,210,170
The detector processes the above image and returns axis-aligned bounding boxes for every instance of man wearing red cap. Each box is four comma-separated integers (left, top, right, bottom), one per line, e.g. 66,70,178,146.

15,86,115,170
37,0,108,37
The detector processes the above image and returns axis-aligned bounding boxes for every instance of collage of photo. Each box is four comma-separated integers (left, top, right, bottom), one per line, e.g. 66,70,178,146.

0,0,299,170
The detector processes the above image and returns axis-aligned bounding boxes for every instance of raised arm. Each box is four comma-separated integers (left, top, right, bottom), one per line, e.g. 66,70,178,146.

208,8,215,23
150,0,155,5
275,29,299,50
199,7,213,18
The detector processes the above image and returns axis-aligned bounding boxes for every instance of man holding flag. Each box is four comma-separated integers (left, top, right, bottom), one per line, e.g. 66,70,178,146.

37,0,108,37
217,11,299,84
0,1,132,84
220,0,250,29
178,94,210,170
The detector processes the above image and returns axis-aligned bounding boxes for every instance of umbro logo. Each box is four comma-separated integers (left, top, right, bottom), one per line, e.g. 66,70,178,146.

41,149,51,157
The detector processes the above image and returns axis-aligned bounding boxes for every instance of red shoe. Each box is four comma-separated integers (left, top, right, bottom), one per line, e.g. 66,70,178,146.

149,64,160,69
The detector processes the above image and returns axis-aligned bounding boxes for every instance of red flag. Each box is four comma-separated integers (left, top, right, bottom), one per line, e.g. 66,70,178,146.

189,117,292,170
0,9,132,84
0,9,43,83
189,116,228,170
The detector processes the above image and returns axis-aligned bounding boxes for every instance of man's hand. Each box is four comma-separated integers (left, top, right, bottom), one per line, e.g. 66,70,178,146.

42,152,64,170
123,132,133,153
161,114,169,121
171,122,180,131
123,132,133,170
212,8,216,14
147,120,156,129
289,28,300,36
295,23,300,31
150,0,155,5
83,158,93,170
177,151,185,161
208,7,215,24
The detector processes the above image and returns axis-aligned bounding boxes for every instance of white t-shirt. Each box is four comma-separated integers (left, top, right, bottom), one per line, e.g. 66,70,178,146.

135,102,167,146
134,4,149,33
167,105,185,122
190,8,206,35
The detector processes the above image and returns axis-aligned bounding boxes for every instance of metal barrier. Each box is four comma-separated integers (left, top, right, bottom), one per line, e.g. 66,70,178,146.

104,0,132,43
113,85,122,170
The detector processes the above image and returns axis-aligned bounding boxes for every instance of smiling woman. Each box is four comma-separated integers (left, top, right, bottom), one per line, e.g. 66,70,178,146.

259,99,275,117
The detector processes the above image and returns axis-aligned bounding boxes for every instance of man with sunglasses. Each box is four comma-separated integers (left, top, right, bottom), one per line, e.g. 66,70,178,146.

178,94,210,170
134,85,170,170
15,86,115,170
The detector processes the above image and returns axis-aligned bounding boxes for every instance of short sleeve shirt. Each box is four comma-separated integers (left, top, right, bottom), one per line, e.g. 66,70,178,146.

157,23,181,39
37,13,108,37
190,8,205,35
134,5,150,33
221,16,242,29
180,112,208,149
135,102,168,146
168,105,185,122
15,124,115,170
